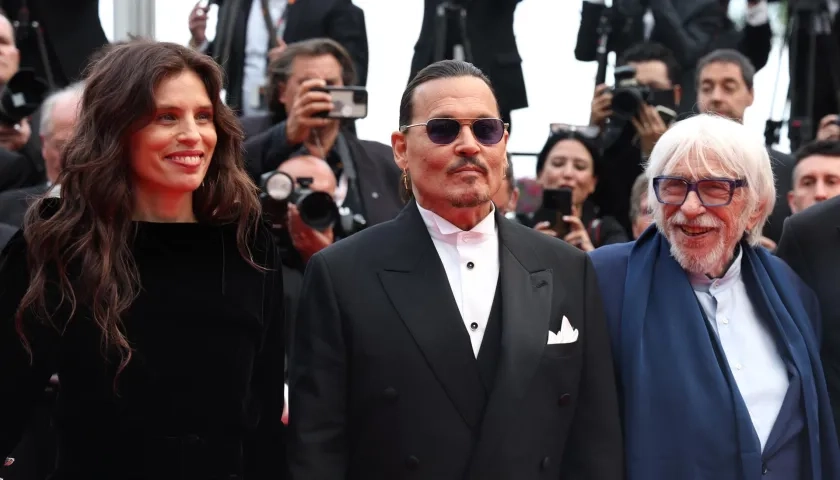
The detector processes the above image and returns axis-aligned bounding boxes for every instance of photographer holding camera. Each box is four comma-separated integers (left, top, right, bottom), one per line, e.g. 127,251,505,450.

245,38,403,231
0,11,48,193
590,42,681,234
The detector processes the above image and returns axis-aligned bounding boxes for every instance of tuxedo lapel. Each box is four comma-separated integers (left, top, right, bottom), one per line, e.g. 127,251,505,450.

378,202,486,429
468,214,556,474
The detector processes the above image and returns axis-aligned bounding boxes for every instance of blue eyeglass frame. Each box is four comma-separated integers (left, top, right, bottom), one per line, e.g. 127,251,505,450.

652,176,748,207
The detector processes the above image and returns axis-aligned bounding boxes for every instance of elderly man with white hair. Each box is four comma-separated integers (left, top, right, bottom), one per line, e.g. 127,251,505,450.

589,114,840,480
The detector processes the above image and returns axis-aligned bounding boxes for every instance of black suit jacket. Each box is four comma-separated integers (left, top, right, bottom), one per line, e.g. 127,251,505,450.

212,0,369,114
776,194,840,441
244,121,403,226
0,183,47,227
1,0,108,87
409,0,527,117
288,202,623,480
763,148,795,244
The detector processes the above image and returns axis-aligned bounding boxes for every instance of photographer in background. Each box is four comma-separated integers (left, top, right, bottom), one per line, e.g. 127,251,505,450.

245,38,403,228
0,12,46,192
188,0,368,117
409,0,527,130
590,42,681,234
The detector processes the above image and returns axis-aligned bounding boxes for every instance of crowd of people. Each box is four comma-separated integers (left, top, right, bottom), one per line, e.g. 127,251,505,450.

2,0,840,479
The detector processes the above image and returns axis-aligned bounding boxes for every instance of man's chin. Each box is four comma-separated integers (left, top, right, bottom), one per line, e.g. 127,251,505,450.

448,190,490,209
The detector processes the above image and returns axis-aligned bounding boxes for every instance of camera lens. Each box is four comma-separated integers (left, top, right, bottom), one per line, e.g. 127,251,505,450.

263,172,294,200
611,87,644,121
298,191,339,231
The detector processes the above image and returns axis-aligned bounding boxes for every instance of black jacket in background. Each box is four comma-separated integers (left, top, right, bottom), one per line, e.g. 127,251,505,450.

409,0,528,121
211,0,369,114
776,194,840,443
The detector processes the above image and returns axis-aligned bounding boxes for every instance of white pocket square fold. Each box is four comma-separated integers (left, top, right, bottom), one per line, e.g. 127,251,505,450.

547,316,579,345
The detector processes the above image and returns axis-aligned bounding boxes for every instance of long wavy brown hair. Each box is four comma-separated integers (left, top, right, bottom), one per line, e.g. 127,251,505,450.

17,40,263,376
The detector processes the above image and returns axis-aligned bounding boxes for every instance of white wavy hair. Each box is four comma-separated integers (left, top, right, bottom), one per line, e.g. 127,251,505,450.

644,114,776,246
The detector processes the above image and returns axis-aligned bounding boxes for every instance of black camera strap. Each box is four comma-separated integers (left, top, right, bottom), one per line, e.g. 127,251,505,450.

334,132,366,219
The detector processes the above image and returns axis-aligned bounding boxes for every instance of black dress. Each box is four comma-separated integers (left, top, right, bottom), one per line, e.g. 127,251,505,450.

0,215,286,479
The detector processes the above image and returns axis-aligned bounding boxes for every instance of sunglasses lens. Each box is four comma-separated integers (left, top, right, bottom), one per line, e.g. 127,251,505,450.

473,119,504,145
426,119,460,144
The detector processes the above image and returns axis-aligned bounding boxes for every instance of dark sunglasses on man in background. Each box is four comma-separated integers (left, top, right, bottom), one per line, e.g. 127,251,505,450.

400,118,508,145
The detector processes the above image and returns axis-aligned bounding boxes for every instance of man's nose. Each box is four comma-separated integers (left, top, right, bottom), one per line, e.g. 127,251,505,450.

679,191,706,218
814,180,829,201
454,124,480,156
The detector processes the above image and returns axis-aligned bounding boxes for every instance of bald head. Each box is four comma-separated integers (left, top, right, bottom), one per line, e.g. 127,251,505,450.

277,154,337,195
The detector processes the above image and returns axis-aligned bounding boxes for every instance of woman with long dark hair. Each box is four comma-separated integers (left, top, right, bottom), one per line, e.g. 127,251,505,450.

0,40,285,479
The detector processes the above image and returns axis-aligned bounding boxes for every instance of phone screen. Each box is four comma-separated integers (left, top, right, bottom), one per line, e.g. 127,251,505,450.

540,188,573,238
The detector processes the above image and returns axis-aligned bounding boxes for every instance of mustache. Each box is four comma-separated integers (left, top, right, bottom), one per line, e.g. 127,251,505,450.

446,156,488,174
667,211,722,228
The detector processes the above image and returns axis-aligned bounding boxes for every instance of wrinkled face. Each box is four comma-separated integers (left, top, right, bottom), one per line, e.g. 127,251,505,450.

41,94,81,182
632,194,653,239
697,62,754,122
788,154,840,213
393,76,508,209
538,139,597,206
129,70,217,196
279,54,344,118
0,17,19,83
654,153,761,275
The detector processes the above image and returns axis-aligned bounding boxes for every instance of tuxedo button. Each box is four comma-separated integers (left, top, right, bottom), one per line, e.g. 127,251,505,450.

540,456,551,471
383,387,399,402
558,393,571,406
405,455,420,470
466,261,475,269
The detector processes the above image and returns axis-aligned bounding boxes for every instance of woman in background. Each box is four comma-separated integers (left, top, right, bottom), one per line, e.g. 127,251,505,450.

0,40,285,479
525,126,628,251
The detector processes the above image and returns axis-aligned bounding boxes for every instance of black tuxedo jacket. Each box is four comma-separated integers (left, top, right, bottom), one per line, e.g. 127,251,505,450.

776,194,840,442
212,0,369,114
409,0,527,118
288,201,623,480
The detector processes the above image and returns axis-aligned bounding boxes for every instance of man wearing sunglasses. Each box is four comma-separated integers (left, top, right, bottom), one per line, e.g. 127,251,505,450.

288,59,623,480
590,114,840,479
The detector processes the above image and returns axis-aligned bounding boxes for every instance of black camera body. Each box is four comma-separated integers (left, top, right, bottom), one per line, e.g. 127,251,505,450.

261,172,339,232
610,65,655,122
0,69,49,126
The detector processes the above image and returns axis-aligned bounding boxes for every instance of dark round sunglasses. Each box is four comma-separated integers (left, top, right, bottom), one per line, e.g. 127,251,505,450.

400,118,508,145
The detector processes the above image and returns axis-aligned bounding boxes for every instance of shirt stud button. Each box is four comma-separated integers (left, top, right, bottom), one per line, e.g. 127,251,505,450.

470,322,478,331
466,261,475,269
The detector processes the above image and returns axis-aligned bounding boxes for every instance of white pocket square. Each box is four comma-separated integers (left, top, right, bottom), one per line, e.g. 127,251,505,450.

547,316,579,345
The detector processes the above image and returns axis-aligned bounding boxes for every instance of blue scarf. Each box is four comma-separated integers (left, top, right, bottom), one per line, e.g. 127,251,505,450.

619,228,839,479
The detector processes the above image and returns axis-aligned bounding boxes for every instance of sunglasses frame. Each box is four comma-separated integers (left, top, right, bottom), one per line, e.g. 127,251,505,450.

400,117,509,145
652,176,747,207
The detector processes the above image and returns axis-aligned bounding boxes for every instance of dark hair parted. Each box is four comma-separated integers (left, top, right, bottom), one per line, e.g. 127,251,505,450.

18,40,262,378
536,131,602,178
265,37,357,119
695,48,756,90
399,59,499,128
618,42,682,87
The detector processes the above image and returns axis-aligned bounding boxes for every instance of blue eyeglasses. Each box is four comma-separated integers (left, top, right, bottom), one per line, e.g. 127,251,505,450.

652,176,747,207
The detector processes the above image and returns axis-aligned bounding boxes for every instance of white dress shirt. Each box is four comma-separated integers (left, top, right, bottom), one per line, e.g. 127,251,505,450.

416,202,500,357
242,0,287,116
690,248,789,451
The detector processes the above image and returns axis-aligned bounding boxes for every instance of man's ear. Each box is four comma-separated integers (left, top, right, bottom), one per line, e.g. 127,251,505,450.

392,130,408,171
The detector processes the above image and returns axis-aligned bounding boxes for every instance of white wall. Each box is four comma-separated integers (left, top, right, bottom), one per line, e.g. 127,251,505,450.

101,0,792,177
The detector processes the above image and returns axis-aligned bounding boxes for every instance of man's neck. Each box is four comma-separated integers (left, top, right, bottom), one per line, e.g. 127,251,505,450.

417,197,494,231
304,123,340,158
706,244,741,279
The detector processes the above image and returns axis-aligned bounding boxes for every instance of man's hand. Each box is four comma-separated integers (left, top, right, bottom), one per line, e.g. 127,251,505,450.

590,83,613,127
188,1,208,47
288,204,334,262
0,118,30,152
631,105,668,156
286,78,334,145
268,40,288,63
